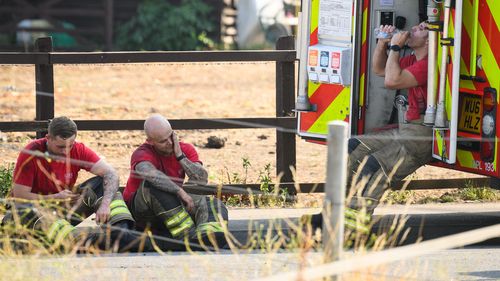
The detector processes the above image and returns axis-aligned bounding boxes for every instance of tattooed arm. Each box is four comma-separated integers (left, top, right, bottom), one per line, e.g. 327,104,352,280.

178,159,208,185
171,131,208,185
135,161,194,213
90,159,119,224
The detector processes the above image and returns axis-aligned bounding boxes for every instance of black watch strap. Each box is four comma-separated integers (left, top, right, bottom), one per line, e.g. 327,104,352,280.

390,45,401,52
176,153,186,161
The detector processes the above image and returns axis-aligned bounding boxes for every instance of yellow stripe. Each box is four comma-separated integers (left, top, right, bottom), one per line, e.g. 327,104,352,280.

359,74,365,105
47,219,66,241
110,206,131,218
307,87,351,134
110,199,127,209
310,0,319,33
362,8,367,44
435,130,444,158
486,0,500,32
308,80,321,98
54,224,75,244
198,222,224,233
165,210,189,227
170,218,194,237
457,149,476,169
478,25,500,90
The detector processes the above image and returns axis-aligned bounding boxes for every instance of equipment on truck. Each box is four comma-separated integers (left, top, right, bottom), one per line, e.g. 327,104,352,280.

295,0,500,184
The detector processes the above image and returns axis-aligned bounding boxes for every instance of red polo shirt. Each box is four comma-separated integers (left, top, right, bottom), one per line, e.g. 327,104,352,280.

123,142,201,204
13,138,100,195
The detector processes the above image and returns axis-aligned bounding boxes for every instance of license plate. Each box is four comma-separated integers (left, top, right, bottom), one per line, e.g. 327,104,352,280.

458,94,482,134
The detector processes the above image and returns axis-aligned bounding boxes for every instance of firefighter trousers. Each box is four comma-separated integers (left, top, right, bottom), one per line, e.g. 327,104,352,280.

130,180,229,248
1,176,135,247
347,122,433,214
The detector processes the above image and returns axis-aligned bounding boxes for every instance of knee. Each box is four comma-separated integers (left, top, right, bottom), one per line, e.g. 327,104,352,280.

348,138,361,154
79,176,104,198
142,180,182,208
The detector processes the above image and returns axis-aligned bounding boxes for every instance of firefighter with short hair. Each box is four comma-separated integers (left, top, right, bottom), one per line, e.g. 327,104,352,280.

3,116,135,248
348,21,432,214
124,114,228,249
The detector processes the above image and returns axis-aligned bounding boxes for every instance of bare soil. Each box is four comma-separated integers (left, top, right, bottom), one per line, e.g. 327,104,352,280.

0,63,480,205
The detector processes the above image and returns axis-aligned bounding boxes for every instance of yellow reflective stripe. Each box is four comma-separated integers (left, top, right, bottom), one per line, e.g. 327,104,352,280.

110,206,131,218
54,224,75,244
478,25,500,90
308,80,321,97
308,87,351,134
110,199,127,209
435,130,444,158
198,222,224,233
170,217,194,237
457,149,476,169
486,0,500,32
310,0,319,34
47,219,67,241
165,210,189,227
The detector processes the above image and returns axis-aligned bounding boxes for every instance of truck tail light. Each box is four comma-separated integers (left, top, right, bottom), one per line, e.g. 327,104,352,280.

480,87,497,162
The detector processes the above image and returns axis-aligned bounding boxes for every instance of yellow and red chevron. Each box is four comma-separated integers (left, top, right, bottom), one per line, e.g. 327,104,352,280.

299,0,370,136
433,0,500,177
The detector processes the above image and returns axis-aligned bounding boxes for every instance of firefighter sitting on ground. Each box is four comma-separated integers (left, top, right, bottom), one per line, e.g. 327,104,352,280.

308,21,431,228
2,116,135,249
123,114,228,249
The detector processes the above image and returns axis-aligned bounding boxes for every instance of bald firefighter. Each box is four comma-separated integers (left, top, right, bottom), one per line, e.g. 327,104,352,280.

124,114,228,249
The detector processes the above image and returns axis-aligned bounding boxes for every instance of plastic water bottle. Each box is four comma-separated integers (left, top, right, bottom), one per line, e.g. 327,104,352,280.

374,27,396,39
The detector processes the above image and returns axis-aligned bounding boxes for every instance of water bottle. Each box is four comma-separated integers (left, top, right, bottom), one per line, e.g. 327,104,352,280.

374,27,397,39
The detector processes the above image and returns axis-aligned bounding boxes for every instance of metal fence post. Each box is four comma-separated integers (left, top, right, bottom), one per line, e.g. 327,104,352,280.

323,121,348,273
275,36,296,194
35,37,54,138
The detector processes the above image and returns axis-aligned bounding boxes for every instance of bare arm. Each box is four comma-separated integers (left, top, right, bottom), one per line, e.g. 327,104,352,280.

12,184,78,201
178,159,208,185
135,161,181,194
135,161,195,213
372,39,390,76
384,31,419,90
90,159,119,224
90,159,119,205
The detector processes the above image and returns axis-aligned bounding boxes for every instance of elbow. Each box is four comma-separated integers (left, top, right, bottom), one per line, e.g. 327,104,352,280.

384,79,399,90
372,67,385,77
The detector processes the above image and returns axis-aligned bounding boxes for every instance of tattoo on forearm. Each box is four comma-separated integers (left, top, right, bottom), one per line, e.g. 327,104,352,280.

135,161,181,194
103,171,119,203
179,159,208,185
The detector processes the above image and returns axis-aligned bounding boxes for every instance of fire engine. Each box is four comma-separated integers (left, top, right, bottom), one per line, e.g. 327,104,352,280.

295,0,499,183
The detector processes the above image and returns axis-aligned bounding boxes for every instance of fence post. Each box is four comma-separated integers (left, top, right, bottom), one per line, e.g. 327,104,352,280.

275,36,296,194
323,121,348,277
104,0,114,51
35,37,54,139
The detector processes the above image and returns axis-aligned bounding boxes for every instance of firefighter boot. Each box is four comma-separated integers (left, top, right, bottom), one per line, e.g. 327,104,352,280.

191,196,229,249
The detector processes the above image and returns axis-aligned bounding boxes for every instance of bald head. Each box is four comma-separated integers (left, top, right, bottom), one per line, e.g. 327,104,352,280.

144,114,172,140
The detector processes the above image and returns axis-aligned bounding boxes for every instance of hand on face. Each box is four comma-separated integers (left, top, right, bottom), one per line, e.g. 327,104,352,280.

172,131,183,158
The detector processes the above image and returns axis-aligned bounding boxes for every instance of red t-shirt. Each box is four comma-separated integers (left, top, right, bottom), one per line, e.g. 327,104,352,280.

123,142,201,204
400,54,428,121
13,138,100,195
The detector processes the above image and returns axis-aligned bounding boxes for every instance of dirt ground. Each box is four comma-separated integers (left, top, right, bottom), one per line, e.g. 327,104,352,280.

0,63,479,204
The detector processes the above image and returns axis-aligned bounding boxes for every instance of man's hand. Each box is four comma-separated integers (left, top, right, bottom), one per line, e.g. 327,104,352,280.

95,201,110,225
377,25,395,45
177,189,194,215
390,31,410,48
53,189,80,202
172,131,183,158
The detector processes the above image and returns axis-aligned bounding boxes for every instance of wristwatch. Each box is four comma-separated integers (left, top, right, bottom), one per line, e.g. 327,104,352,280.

176,153,186,161
390,45,401,52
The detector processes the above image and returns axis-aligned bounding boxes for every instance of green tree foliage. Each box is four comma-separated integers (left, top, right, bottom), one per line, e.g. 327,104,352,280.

116,0,214,51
